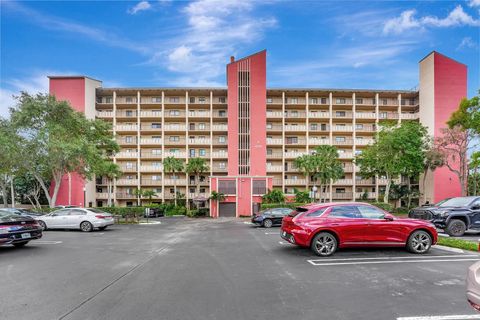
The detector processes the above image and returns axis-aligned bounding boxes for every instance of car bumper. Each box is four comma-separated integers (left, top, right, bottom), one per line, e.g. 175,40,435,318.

280,226,310,247
0,229,42,245
92,219,114,228
251,217,264,225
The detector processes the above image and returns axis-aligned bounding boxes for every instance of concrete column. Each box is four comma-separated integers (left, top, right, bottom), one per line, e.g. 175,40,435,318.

352,92,356,201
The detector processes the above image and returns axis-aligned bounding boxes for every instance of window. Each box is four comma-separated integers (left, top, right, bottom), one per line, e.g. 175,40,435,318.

154,188,162,193
70,209,87,216
380,112,387,119
152,123,161,129
336,111,346,117
152,162,161,168
151,97,162,103
252,180,267,194
189,187,195,193
169,148,178,154
125,110,133,117
169,110,180,116
310,98,318,104
199,149,206,156
291,110,298,117
219,97,226,103
219,162,226,169
321,124,327,131
267,148,273,155
200,188,206,193
219,110,226,117
382,99,388,105
218,136,226,143
357,205,385,219
321,97,327,104
189,149,196,157
288,97,298,104
306,208,327,217
189,97,196,103
152,149,161,155
125,136,133,143
336,98,346,104
170,136,180,142
126,97,135,103
329,206,361,218
355,98,363,104
310,124,318,130
198,97,206,103
106,97,113,103
266,97,273,103
170,97,179,103
199,123,206,130
218,180,236,194
267,123,273,129
371,98,376,105
126,162,134,169
336,188,346,193
152,175,160,180
335,137,346,142
356,124,364,130
170,188,175,194
52,209,70,216
286,137,298,144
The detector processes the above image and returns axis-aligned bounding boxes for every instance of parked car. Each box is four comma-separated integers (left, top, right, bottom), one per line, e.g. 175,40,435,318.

54,205,78,209
37,208,114,232
144,207,164,218
281,202,437,256
251,208,293,228
409,196,480,237
2,208,43,218
467,261,480,311
0,209,43,247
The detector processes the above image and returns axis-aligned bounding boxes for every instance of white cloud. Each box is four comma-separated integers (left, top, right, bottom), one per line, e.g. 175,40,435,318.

147,0,276,82
469,0,480,7
383,5,480,34
127,1,152,15
457,36,477,50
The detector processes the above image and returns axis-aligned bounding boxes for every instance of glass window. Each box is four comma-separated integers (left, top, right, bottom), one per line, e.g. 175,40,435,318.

266,97,273,103
218,97,226,103
306,208,327,217
199,149,206,156
440,197,478,207
70,209,87,216
321,98,327,104
329,206,361,218
310,98,318,104
357,205,385,219
52,209,70,216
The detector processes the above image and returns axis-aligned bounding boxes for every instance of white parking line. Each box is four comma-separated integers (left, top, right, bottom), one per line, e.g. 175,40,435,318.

308,258,479,266
308,254,477,264
33,240,63,244
397,315,480,320
265,232,279,235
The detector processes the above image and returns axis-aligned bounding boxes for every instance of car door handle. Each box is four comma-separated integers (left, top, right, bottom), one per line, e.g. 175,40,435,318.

331,223,339,226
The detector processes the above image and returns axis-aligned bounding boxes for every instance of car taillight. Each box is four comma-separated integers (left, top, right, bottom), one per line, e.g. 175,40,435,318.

95,215,107,219
469,300,480,311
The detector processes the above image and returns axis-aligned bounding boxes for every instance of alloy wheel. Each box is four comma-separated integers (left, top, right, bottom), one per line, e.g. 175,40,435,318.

411,232,431,253
80,222,93,232
314,234,336,256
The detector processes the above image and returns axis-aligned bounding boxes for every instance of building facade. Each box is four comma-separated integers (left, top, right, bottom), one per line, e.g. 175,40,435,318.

48,50,467,217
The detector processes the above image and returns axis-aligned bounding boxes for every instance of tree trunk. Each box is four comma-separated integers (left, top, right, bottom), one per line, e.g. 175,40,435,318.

34,173,53,208
474,167,478,196
50,173,63,208
107,180,112,207
422,170,428,204
1,187,7,208
10,176,15,208
384,176,391,204
173,175,178,207
407,177,412,209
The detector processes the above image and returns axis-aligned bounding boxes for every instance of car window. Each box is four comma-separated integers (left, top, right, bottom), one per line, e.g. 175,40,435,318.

281,208,293,215
306,208,328,217
357,205,385,219
329,206,362,218
470,199,480,208
52,209,70,216
70,209,87,216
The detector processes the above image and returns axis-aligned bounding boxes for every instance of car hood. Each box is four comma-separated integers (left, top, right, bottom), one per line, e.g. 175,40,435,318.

412,206,469,212
0,214,35,224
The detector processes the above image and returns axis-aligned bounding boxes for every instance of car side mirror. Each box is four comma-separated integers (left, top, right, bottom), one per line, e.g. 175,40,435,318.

472,205,480,210
384,214,394,221
51,213,57,217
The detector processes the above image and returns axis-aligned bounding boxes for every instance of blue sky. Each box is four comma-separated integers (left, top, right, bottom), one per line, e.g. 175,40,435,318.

1,0,479,117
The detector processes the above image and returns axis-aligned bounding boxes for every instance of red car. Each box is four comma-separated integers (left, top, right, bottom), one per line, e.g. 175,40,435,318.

281,202,437,256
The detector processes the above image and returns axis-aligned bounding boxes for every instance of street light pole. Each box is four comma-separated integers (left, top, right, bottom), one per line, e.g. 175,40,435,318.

312,185,318,203
83,187,86,208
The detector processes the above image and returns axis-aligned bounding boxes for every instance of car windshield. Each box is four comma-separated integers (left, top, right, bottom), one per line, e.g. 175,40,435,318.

439,197,477,207
0,210,21,221
289,207,309,217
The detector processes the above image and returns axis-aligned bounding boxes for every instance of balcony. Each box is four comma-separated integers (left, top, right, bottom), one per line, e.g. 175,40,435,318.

164,110,186,117
141,179,163,186
266,97,283,105
117,179,138,186
267,124,283,132
189,110,211,118
189,97,210,105
267,152,283,159
401,113,419,120
189,138,211,145
266,138,283,145
141,152,162,159
284,125,307,132
165,138,186,145
116,138,137,145
285,179,307,185
334,179,353,185
212,166,227,172
285,111,307,118
333,111,353,119
332,125,353,132
164,124,187,131
212,151,228,158
308,138,330,145
285,98,306,105
96,111,113,118
189,125,210,132
266,166,283,172
116,193,137,199
379,112,399,120
212,111,227,118
355,112,376,119
212,124,228,131
355,125,376,132
355,192,376,199
266,111,283,118
95,193,110,199
116,111,137,118
285,151,307,158
355,138,374,146
116,151,139,158
285,138,306,145
140,124,162,132
141,165,163,172
140,110,162,117
356,179,376,185
119,165,137,173
140,138,162,145
164,97,186,105
332,192,353,200
116,97,138,105
377,178,390,185
333,138,354,146
140,97,162,104
116,124,138,132
164,179,187,185
343,164,354,172
164,151,186,158
212,139,227,145
309,112,330,119
273,178,283,185
338,152,353,159
188,193,208,199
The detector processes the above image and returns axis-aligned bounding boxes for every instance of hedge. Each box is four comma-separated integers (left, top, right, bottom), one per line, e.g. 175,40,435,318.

261,203,309,210
437,237,478,252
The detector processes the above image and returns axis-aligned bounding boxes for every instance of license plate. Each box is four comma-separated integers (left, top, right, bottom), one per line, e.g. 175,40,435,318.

21,233,31,239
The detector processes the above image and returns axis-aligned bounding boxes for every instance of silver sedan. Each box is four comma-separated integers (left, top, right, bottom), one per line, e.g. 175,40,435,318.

467,260,480,312
36,208,114,232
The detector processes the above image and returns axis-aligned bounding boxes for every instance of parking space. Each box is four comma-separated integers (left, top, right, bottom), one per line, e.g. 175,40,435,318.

2,218,480,320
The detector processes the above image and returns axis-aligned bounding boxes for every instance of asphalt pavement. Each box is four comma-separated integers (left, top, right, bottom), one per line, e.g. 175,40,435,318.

1,217,480,320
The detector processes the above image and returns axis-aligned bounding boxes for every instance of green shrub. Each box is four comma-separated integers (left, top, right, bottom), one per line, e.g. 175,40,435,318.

393,207,410,215
437,237,478,251
261,202,309,210
294,189,311,203
262,189,285,203
165,206,186,216
369,202,394,212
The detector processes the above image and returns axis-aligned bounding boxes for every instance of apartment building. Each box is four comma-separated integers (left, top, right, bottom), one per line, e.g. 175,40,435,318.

48,50,467,217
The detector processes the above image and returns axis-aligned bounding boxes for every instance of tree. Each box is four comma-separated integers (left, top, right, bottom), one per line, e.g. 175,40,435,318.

262,189,285,203
435,126,474,196
293,188,310,203
209,191,225,202
294,155,314,190
356,122,428,204
310,145,344,202
470,152,480,196
447,92,480,134
13,173,49,209
185,158,209,208
422,145,444,204
142,190,157,205
163,157,185,207
10,93,119,208
133,188,144,206
96,161,122,207
0,118,22,207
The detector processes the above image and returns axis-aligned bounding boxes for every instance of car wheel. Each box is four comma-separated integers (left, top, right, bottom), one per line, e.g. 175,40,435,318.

80,221,93,232
311,232,338,256
446,219,466,237
263,219,273,228
13,241,29,248
407,230,432,254
38,220,47,230
99,226,107,231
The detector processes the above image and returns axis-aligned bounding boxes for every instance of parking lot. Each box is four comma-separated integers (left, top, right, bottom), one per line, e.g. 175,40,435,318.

2,217,480,320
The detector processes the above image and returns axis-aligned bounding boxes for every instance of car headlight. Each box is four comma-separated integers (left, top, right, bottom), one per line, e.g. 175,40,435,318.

0,228,10,234
437,210,450,216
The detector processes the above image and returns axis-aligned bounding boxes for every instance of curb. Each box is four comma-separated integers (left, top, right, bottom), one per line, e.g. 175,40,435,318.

433,244,464,254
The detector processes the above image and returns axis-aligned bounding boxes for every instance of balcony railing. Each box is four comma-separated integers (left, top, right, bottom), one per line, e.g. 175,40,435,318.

273,178,283,185
355,192,376,199
355,138,374,145
285,151,307,158
212,124,228,131
338,152,353,159
164,110,186,117
266,138,283,145
164,179,187,185
116,125,138,131
308,138,330,145
266,166,283,172
285,138,306,145
96,111,113,118
285,179,307,185
119,165,137,172
141,152,162,159
141,179,163,186
333,111,353,118
189,110,211,117
116,193,137,199
267,152,283,159
355,112,376,119
332,192,353,199
379,112,399,120
140,138,162,145
140,165,163,172
116,138,137,145
164,151,186,158
356,125,376,132
96,193,110,199
165,138,186,145
355,179,376,185
212,166,227,172
140,110,162,117
285,111,307,118
332,125,353,132
189,138,211,145
116,152,139,158
267,125,283,131
266,111,283,118
334,179,354,185
141,124,162,131
284,125,307,131
164,124,187,131
117,179,138,186
308,112,330,118
401,113,419,120
211,151,228,158
333,138,354,145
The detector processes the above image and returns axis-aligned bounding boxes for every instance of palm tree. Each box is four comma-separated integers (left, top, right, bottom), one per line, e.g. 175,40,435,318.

311,146,344,202
470,151,480,196
133,188,143,206
96,162,122,207
186,158,209,208
210,191,225,202
422,147,444,204
163,157,185,207
294,154,314,194
142,189,157,205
